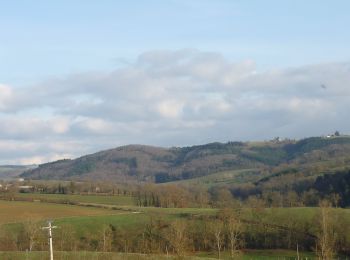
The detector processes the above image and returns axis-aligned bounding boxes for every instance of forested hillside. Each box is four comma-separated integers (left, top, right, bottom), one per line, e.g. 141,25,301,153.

21,136,350,185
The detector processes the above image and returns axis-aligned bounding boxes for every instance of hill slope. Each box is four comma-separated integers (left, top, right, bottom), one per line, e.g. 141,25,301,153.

0,165,36,180
21,136,350,184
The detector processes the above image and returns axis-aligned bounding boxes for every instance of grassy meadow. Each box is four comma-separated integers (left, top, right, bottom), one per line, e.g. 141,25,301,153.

1,193,347,259
0,251,208,260
0,250,317,259
14,192,135,206
164,169,262,187
0,200,127,225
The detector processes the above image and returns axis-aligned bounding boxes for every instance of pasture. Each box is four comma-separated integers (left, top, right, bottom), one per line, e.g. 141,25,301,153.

0,250,317,259
14,193,135,206
2,195,349,235
0,200,125,225
0,251,206,260
0,194,346,259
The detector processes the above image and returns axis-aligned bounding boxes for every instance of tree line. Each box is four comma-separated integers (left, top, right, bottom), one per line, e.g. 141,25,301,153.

0,204,348,259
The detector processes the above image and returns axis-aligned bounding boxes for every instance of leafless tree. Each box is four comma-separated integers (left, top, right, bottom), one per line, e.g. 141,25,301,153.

316,200,336,260
56,224,76,251
23,219,40,251
209,219,224,259
166,220,189,256
100,224,113,252
226,214,243,258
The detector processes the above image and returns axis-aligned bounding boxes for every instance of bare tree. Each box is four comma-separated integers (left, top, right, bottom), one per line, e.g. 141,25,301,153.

0,226,18,251
56,224,76,251
209,219,224,259
316,200,336,259
218,208,244,258
226,214,243,258
330,193,341,208
166,220,189,257
23,219,40,251
100,224,113,252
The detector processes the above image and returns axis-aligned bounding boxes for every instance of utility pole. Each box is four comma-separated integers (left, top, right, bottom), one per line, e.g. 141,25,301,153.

42,220,57,260
297,242,300,260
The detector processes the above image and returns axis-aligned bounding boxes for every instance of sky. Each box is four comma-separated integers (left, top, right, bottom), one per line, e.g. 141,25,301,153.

1,0,350,164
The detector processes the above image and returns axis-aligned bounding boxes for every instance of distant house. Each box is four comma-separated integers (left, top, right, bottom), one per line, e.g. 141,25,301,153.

325,131,342,138
18,185,34,192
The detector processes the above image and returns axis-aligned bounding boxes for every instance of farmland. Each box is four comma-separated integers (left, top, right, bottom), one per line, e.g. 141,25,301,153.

0,250,317,260
2,0,350,257
0,200,125,225
13,193,135,206
0,193,346,259
0,197,342,232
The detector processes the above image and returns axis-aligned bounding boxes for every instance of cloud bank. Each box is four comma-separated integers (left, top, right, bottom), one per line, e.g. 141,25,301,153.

1,49,350,164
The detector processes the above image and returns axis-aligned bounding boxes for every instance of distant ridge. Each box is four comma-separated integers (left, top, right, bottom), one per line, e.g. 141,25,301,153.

0,165,37,180
20,136,350,184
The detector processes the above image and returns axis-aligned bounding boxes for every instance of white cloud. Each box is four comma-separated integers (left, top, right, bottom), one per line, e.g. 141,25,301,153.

0,50,350,164
51,116,71,134
156,99,184,119
75,117,114,134
0,84,13,111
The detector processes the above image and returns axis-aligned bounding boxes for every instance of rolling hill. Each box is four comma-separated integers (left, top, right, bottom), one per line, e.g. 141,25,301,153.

0,165,37,180
20,136,350,184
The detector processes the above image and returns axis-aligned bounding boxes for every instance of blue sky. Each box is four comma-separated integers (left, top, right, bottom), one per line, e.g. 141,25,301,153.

2,0,349,85
1,1,350,164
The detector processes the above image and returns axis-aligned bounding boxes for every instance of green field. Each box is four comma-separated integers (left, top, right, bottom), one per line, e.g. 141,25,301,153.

0,197,217,237
0,199,216,235
14,193,135,206
0,200,125,225
1,194,348,259
0,250,317,259
198,249,316,259
2,196,350,236
164,169,262,187
0,251,207,260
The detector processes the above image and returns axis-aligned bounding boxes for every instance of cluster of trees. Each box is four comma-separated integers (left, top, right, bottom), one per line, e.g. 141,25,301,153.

230,169,350,208
2,178,347,210
133,183,344,210
1,205,348,258
0,180,135,197
0,221,76,253
0,210,242,258
3,173,350,214
134,185,209,208
313,170,350,207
